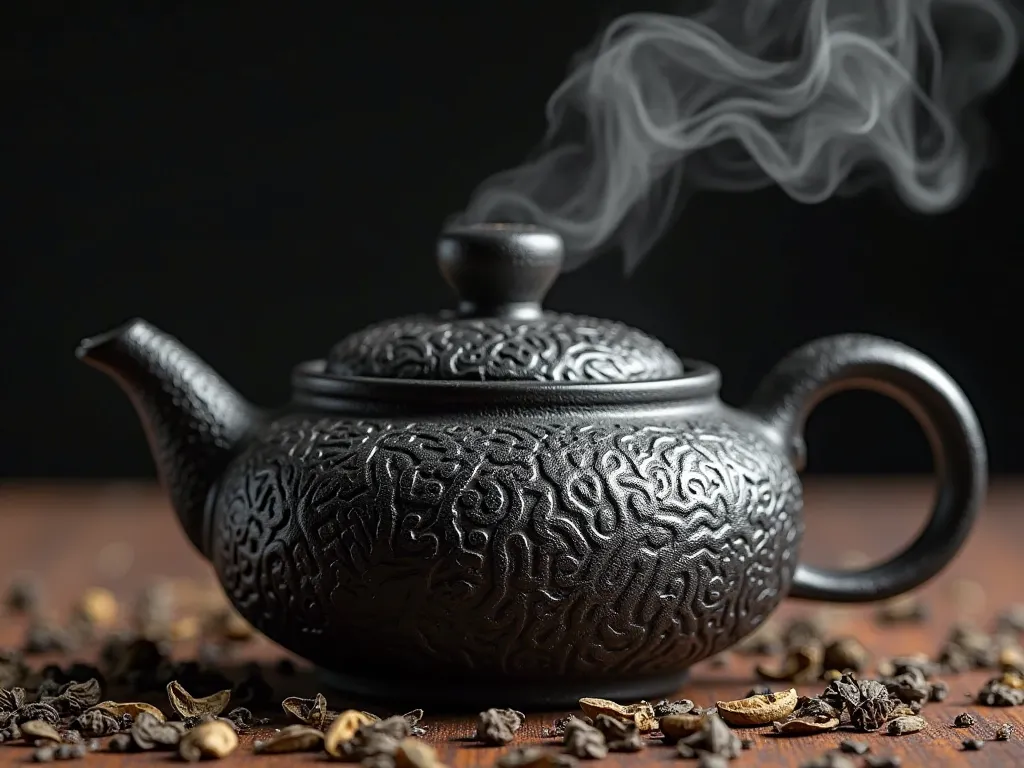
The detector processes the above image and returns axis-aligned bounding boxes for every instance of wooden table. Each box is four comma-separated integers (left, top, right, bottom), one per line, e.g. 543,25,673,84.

0,479,1021,767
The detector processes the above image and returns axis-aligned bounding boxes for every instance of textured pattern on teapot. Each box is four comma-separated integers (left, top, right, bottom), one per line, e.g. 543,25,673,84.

210,417,801,678
326,312,685,382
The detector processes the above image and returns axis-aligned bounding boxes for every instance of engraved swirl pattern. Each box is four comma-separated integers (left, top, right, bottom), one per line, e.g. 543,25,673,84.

210,416,801,679
326,312,685,382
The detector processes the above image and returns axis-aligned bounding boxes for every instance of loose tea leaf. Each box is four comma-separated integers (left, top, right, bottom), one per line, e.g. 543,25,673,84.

824,638,869,673
252,724,324,754
69,710,120,737
772,713,840,735
6,576,42,614
577,697,656,732
0,686,26,712
653,699,693,717
281,693,332,729
90,701,165,721
886,715,927,735
476,708,525,745
325,710,376,756
996,723,1014,740
852,697,894,732
676,714,741,759
591,714,644,752
838,739,869,754
976,674,1024,706
395,738,447,768
756,642,824,683
716,688,797,726
166,681,231,719
928,681,949,702
497,746,577,768
107,733,132,752
562,719,607,759
335,716,411,761
953,712,975,727
53,679,103,715
22,720,62,744
179,719,238,761
541,715,586,739
962,738,985,750
659,712,705,741
130,712,186,751
16,703,61,726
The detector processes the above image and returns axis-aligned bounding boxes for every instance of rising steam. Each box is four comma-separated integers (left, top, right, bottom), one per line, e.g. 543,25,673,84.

454,0,1020,272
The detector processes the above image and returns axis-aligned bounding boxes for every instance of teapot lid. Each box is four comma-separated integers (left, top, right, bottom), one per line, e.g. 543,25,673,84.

326,223,685,383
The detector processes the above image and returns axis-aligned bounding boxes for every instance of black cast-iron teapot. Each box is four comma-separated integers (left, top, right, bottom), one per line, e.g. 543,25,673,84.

77,223,986,709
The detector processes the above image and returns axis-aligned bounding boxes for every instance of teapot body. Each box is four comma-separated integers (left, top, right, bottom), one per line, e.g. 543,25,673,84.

209,392,801,707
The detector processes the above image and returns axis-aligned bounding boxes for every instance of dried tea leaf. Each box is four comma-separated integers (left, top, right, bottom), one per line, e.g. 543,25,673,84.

70,710,120,738
838,739,869,755
179,719,238,761
21,720,62,744
996,723,1014,740
851,697,894,732
253,724,324,754
395,737,446,768
592,715,644,753
773,714,840,735
325,710,376,756
653,699,693,717
999,646,1024,673
875,595,928,624
54,679,102,715
16,703,61,726
962,738,985,750
887,716,927,735
0,687,26,713
578,698,656,732
659,712,705,741
476,708,525,745
953,712,975,727
130,712,186,751
91,701,165,722
562,719,608,759
756,643,824,683
166,681,230,720
716,688,797,726
281,693,331,729
677,714,741,759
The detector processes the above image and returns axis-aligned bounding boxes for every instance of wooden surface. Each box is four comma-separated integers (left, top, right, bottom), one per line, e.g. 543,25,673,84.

0,478,1022,766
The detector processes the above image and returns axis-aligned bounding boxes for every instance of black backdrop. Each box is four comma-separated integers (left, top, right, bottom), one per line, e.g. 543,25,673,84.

4,3,1022,479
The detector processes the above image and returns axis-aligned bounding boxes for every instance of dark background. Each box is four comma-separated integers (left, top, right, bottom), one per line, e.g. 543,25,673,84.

4,3,1021,479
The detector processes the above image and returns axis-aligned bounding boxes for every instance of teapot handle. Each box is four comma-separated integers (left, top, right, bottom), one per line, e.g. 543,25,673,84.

745,334,987,602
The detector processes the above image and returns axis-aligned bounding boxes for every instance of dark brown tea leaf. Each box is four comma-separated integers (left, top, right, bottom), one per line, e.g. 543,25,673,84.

281,693,332,730
562,719,607,759
179,719,238,761
476,708,525,745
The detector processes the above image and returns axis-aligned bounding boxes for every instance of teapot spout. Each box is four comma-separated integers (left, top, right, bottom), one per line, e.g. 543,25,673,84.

76,318,259,557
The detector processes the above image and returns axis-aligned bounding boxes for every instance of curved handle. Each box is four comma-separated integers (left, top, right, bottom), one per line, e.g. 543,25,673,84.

745,334,987,602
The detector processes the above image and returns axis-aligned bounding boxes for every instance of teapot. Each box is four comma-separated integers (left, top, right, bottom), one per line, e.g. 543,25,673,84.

77,223,986,709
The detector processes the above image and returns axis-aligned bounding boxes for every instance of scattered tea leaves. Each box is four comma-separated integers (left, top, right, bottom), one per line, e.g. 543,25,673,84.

69,710,119,737
166,681,231,719
577,697,656,732
977,673,1024,705
962,738,985,750
179,719,238,761
675,713,741,759
131,712,186,751
864,757,903,768
253,724,324,754
476,707,525,745
716,688,797,726
996,723,1014,740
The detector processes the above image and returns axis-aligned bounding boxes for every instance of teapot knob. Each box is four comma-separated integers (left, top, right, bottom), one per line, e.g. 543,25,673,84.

437,223,564,320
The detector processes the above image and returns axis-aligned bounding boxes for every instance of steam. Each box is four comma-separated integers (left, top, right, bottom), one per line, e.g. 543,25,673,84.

454,0,1020,272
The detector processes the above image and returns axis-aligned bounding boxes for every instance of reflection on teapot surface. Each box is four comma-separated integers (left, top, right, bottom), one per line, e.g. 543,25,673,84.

77,224,986,708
